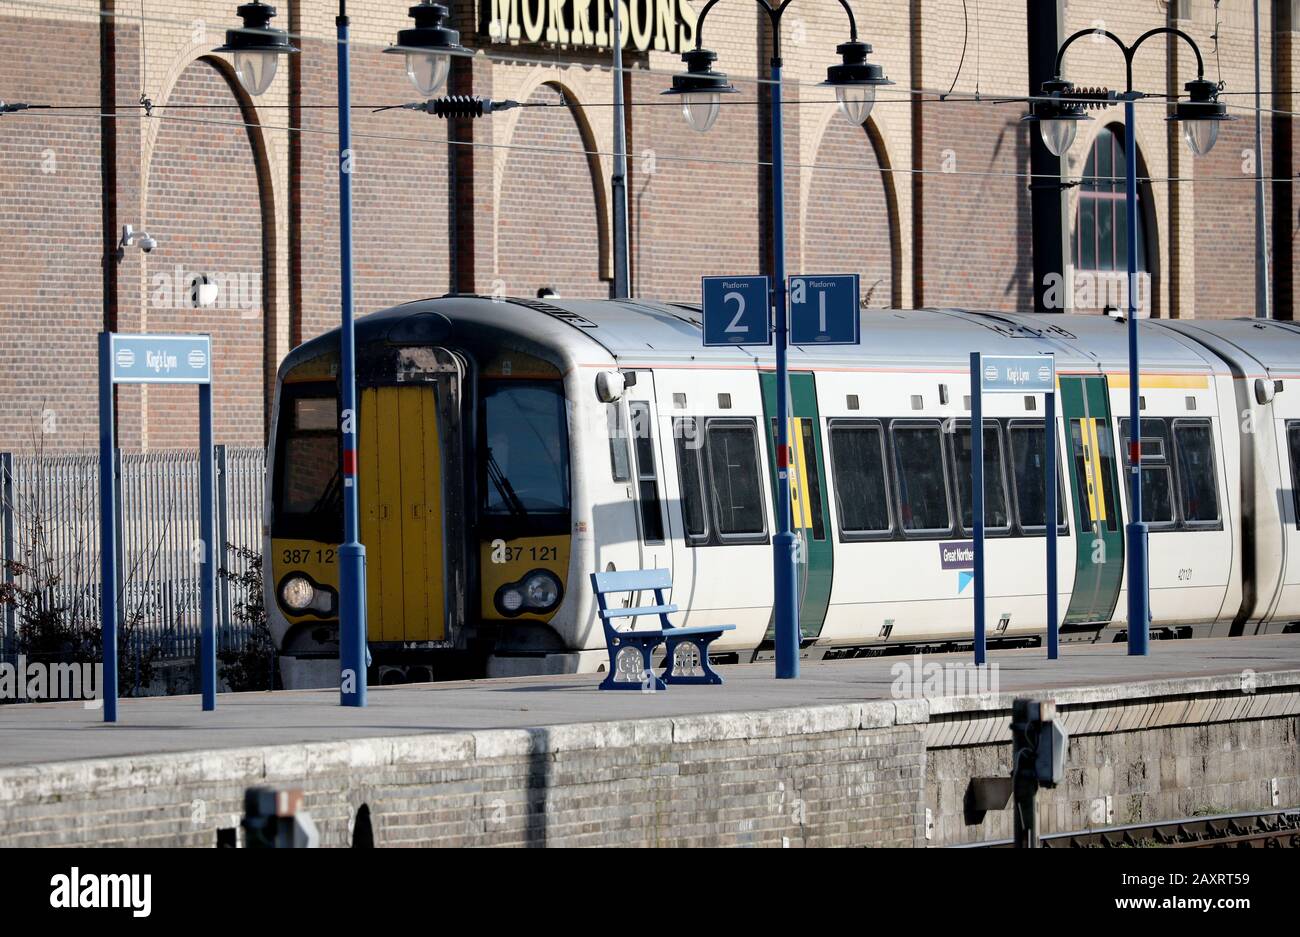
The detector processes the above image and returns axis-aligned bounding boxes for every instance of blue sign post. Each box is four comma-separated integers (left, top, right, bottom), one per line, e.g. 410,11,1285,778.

789,274,860,345
702,276,772,346
99,333,215,722
969,352,1058,665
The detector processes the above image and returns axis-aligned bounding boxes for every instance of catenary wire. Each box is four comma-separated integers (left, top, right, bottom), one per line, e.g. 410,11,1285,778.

13,105,1296,186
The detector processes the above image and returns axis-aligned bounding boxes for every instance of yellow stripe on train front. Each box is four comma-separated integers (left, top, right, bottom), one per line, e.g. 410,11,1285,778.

788,417,814,530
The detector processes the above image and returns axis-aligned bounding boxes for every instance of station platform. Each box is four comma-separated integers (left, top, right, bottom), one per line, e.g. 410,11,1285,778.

1,634,1298,847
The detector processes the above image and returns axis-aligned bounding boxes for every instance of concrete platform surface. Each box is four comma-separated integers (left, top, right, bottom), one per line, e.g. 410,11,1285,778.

0,634,1297,769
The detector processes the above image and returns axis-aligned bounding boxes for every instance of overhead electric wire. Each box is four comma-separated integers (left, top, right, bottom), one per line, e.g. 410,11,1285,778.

16,104,1296,186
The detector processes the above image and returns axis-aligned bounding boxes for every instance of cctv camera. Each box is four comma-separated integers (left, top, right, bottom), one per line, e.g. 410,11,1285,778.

139,234,157,253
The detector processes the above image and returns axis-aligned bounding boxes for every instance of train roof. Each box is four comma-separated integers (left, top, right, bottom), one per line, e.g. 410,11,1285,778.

280,295,1237,377
1156,319,1300,379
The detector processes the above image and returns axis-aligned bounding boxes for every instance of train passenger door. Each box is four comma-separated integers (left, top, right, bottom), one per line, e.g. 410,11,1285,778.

358,356,465,645
626,373,673,584
1059,375,1125,625
759,372,833,640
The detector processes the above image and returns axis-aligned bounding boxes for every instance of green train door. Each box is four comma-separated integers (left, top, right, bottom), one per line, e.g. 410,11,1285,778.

1059,375,1125,625
760,372,833,640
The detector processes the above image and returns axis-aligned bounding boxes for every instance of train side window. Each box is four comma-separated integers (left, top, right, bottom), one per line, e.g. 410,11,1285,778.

705,419,767,541
828,420,892,539
1007,422,1068,534
1288,422,1300,529
951,420,1011,533
1173,420,1221,526
673,417,710,545
629,402,665,544
1118,418,1177,527
607,403,631,483
890,421,952,536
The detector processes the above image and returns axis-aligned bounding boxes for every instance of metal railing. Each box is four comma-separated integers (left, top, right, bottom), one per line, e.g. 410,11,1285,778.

0,447,265,667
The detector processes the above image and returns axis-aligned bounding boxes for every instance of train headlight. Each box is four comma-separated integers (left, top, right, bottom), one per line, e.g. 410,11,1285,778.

524,571,561,610
281,575,316,611
494,570,563,616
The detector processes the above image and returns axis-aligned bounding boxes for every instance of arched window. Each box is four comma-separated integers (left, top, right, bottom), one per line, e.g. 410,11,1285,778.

1075,127,1147,273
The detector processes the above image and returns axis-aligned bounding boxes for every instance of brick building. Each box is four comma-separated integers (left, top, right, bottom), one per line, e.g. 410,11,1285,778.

0,0,1295,452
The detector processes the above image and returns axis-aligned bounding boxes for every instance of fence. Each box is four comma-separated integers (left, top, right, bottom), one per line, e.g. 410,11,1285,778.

0,447,266,670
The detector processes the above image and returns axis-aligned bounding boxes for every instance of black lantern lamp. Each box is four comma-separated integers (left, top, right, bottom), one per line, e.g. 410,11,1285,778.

1170,77,1232,156
1023,78,1092,156
663,48,738,133
384,2,472,97
214,2,297,97
821,40,893,125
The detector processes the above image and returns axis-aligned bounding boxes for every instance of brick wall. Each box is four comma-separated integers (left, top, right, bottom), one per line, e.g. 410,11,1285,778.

143,57,266,448
804,116,897,308
296,37,452,344
0,0,1293,452
0,14,110,453
497,84,607,298
628,67,765,301
0,673,1295,847
0,705,928,847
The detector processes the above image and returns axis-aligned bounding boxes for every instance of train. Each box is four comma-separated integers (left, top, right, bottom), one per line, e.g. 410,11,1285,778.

264,295,1300,688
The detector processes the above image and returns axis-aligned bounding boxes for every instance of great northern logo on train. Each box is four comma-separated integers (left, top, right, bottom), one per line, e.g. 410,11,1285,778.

940,541,976,594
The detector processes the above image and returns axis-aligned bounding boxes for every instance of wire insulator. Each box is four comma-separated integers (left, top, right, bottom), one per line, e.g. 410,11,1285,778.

1063,86,1113,110
427,96,488,119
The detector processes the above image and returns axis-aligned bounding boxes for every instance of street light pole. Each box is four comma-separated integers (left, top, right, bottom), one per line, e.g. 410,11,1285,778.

1026,28,1230,657
665,0,889,679
335,0,367,706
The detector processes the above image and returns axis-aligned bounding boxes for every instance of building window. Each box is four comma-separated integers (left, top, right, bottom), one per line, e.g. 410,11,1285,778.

1076,127,1147,274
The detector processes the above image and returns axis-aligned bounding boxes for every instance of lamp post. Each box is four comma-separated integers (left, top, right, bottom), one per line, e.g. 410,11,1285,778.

1025,28,1230,657
664,1,891,679
220,1,468,706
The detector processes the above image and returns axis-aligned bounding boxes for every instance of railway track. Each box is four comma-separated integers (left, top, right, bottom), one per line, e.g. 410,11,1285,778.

966,808,1300,848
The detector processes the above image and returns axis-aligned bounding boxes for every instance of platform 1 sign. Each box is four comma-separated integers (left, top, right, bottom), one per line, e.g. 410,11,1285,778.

702,276,771,347
109,334,211,384
789,274,859,345
979,355,1055,394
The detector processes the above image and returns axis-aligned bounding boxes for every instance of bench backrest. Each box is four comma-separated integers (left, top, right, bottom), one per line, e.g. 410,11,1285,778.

589,568,677,638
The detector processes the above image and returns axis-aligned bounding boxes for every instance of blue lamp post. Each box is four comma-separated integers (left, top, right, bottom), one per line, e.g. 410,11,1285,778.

1025,28,1230,656
220,1,468,705
664,1,891,679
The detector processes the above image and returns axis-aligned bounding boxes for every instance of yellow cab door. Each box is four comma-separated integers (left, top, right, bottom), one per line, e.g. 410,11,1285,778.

358,383,449,643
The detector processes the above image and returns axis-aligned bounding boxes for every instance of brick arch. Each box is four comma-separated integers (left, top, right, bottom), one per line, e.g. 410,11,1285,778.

497,81,610,297
805,115,901,308
143,55,275,447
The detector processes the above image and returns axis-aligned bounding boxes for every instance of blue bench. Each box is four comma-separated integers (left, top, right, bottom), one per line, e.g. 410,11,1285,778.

590,568,735,691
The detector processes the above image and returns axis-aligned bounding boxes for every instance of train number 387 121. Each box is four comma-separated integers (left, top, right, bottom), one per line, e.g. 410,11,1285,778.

282,548,335,565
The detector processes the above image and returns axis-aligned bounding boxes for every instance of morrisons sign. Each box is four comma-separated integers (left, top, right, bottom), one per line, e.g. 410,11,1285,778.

480,0,699,53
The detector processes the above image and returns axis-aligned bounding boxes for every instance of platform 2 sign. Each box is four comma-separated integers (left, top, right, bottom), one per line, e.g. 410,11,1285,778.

789,274,859,345
109,334,211,384
979,355,1055,394
702,276,771,347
